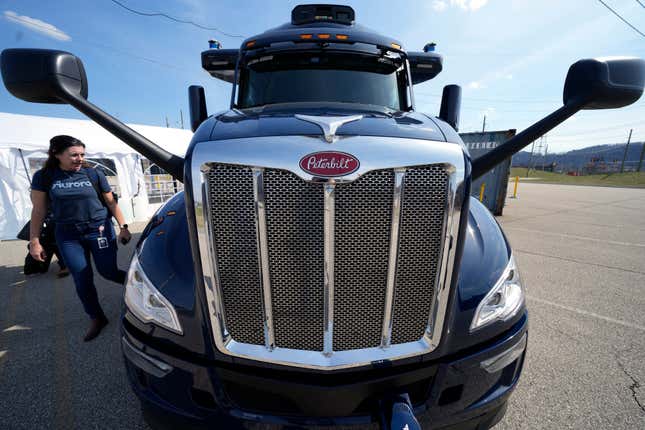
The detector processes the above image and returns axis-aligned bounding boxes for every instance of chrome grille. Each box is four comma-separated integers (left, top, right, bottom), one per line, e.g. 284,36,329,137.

264,169,325,351
392,166,449,344
334,170,393,351
206,165,264,345
205,163,449,357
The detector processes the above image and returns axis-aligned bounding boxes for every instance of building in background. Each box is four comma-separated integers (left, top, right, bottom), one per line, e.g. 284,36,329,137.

461,130,516,216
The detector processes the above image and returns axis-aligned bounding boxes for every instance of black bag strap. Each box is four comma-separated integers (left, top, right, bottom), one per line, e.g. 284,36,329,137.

41,168,53,192
84,167,107,206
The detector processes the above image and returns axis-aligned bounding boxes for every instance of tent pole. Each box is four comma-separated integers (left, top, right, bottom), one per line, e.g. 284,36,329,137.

17,148,31,185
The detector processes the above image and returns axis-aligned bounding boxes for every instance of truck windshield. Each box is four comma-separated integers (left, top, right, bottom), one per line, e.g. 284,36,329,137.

237,51,408,111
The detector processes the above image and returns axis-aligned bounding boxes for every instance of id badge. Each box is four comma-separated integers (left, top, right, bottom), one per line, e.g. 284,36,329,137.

97,237,109,249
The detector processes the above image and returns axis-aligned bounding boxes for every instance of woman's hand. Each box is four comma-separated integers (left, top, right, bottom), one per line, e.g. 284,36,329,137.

118,227,132,245
29,240,47,262
29,190,48,262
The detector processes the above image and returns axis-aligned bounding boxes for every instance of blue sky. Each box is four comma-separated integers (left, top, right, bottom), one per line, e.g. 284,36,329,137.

1,0,644,153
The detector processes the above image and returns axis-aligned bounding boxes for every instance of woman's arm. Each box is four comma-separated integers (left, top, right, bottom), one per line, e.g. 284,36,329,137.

30,190,48,261
104,192,131,244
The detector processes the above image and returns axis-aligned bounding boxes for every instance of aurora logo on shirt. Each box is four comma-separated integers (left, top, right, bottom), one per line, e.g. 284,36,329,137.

51,180,93,190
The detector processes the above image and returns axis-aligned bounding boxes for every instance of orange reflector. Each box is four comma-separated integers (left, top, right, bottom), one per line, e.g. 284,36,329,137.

317,34,331,39
246,40,256,48
300,34,313,39
391,43,401,50
335,34,349,40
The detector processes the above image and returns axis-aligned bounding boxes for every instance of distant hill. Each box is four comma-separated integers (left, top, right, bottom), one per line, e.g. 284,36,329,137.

511,142,645,172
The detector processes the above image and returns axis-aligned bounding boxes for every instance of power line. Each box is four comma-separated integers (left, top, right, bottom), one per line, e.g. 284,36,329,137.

636,0,645,8
415,91,557,104
595,0,645,38
108,0,245,38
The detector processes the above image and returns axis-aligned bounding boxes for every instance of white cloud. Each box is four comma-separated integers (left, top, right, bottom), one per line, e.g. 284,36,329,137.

468,81,486,89
495,72,514,80
449,0,489,11
4,10,71,41
433,1,448,12
466,0,489,11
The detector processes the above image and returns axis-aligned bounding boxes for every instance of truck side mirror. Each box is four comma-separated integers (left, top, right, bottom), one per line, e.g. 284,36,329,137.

201,49,239,83
188,85,208,132
408,52,443,85
563,57,644,109
1,48,185,181
471,56,644,180
439,84,461,131
1,48,88,103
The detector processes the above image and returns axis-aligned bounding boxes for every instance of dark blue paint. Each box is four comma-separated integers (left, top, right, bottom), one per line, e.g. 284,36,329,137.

122,309,527,429
438,197,525,354
137,192,194,310
424,114,464,144
459,197,510,309
128,190,217,359
241,21,403,53
206,110,455,143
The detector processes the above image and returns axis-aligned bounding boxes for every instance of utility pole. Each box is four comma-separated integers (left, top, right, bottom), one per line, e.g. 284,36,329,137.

638,141,645,173
526,140,536,177
482,115,486,133
543,143,549,171
620,129,632,173
535,137,544,171
165,116,170,128
180,109,184,129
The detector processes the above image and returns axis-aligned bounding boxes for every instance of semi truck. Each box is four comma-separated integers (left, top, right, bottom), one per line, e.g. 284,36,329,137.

2,4,643,429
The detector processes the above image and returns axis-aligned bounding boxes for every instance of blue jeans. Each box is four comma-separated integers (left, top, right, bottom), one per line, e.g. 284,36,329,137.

55,218,126,319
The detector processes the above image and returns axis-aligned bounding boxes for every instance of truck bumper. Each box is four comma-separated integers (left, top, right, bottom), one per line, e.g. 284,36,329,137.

122,313,527,430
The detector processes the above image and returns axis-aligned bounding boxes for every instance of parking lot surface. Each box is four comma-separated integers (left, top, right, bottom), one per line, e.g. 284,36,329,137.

496,183,645,430
1,182,644,429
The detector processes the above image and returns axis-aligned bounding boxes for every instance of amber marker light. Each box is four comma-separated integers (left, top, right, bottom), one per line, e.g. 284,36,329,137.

335,34,349,40
300,34,313,39
391,42,401,50
246,40,256,48
317,34,331,39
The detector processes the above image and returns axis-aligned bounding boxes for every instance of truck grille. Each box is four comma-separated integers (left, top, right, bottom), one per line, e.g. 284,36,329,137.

206,164,449,354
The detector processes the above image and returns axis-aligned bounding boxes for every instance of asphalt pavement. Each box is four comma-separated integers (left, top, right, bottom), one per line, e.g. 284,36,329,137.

0,226,149,429
496,183,645,430
0,183,644,429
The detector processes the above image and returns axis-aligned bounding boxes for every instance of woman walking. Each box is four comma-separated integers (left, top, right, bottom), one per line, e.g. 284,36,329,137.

29,135,131,341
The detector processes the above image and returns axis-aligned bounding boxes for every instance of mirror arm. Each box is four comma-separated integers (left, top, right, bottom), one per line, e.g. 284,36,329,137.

470,98,586,180
62,92,185,182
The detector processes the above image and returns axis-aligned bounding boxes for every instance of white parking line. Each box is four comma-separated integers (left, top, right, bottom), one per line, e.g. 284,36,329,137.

527,295,645,332
505,227,645,248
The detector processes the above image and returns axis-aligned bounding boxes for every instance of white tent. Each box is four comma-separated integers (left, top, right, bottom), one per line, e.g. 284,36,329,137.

0,112,192,240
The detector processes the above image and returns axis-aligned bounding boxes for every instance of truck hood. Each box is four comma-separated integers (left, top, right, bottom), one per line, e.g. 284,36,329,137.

208,109,450,142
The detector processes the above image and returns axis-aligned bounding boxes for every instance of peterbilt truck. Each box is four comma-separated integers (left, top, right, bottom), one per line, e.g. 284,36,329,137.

2,4,644,429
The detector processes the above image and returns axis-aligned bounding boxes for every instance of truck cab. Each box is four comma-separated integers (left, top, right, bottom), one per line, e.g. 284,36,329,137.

123,7,524,428
2,4,643,429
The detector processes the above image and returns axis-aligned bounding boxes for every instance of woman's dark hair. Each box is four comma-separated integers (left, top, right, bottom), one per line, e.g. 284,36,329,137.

43,135,86,171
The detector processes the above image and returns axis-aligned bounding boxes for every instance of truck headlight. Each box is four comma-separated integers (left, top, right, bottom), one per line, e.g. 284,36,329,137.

470,254,524,332
124,254,183,335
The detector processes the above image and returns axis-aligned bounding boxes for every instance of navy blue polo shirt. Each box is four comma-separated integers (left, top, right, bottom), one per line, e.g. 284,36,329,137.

32,167,111,224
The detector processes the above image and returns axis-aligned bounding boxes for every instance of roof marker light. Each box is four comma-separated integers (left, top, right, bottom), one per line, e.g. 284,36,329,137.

300,34,313,39
246,40,256,48
391,43,401,50
317,34,331,39
335,34,349,40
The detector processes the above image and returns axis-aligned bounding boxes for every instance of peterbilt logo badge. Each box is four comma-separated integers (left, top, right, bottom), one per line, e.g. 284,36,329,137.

299,151,359,177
